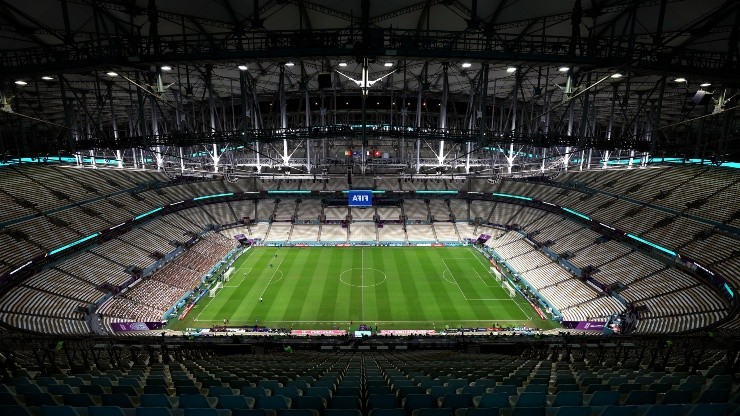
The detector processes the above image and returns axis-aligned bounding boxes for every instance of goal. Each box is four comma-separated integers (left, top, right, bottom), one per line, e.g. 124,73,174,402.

223,267,235,283
503,281,517,298
209,282,223,298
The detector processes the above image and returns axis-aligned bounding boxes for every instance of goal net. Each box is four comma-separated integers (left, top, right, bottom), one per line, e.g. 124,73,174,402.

223,267,235,283
503,281,517,298
209,282,223,298
490,267,502,281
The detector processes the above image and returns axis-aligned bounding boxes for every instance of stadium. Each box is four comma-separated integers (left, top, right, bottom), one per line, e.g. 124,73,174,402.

0,0,738,415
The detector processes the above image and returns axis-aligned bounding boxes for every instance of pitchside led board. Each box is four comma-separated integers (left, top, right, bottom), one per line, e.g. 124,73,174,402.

348,190,373,207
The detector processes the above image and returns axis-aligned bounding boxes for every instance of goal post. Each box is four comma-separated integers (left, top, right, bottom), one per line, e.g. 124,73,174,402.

223,267,235,283
503,281,516,298
490,267,502,281
209,282,223,298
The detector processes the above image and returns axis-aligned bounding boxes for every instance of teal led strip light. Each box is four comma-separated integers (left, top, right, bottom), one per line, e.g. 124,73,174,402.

48,233,101,256
627,233,677,257
193,193,234,201
134,207,163,221
492,192,532,201
562,207,591,221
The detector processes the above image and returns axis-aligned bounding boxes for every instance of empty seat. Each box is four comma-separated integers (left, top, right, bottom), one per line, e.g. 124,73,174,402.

439,394,473,410
63,393,97,407
454,408,499,416
141,394,176,408
257,396,291,410
597,406,638,416
218,395,255,410
513,393,546,408
552,407,590,416
102,393,136,408
405,394,437,413
40,406,81,416
184,409,232,416
0,393,23,405
696,389,729,403
292,396,326,412
25,393,60,406
180,394,217,409
325,410,362,416
88,406,127,416
330,396,361,410
304,388,332,402
242,388,269,399
273,387,302,400
369,410,406,416
16,384,45,395
277,410,318,416
136,408,173,416
411,409,454,416
368,394,397,410
490,386,517,397
550,391,583,407
111,385,139,396
474,393,509,409
623,390,657,405
641,404,683,416
210,387,236,397
588,391,620,406
508,408,544,416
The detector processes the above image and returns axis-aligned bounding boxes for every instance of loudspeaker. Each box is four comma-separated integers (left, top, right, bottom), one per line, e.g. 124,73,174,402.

317,73,332,89
693,90,713,105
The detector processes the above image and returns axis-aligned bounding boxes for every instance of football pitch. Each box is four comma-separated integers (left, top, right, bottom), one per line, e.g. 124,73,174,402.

171,246,559,331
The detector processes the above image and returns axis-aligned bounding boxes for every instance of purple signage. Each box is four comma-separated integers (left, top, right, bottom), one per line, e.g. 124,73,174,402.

561,321,606,331
110,322,164,332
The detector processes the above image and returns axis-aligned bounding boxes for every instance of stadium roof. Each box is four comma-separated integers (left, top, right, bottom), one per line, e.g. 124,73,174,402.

0,0,738,171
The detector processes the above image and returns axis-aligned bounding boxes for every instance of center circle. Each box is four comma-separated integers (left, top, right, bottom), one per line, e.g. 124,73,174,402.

339,268,388,287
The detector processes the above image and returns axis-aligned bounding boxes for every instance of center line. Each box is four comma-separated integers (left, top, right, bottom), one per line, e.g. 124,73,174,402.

361,248,364,321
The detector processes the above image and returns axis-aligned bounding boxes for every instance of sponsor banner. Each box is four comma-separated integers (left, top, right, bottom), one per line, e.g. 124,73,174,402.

179,303,195,320
110,322,164,332
443,328,492,333
378,329,437,336
562,321,606,331
291,329,347,336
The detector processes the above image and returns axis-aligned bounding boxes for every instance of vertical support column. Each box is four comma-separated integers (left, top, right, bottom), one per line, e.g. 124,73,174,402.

320,90,327,161
507,68,520,174
238,67,252,174
437,63,448,165
107,83,123,168
173,89,185,173
279,65,289,165
150,91,163,170
401,90,407,161
305,84,312,173
541,148,547,173
479,64,489,172
206,65,220,172
85,93,96,169
651,76,666,155
246,71,262,172
134,72,148,169
415,66,425,173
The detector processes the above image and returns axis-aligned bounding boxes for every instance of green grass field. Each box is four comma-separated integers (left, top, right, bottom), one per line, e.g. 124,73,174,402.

170,246,559,331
